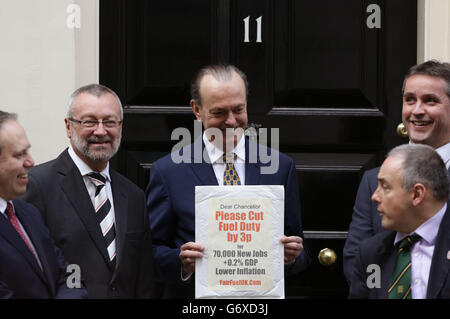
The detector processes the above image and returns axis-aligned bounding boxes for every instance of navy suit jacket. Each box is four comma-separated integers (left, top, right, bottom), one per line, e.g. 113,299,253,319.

0,199,87,299
343,167,381,283
146,138,310,298
349,203,450,298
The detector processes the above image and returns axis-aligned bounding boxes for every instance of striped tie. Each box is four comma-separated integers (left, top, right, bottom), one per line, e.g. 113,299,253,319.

87,172,116,264
223,153,241,186
388,234,421,299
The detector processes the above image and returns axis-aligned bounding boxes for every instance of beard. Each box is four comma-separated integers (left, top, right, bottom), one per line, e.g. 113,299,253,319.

70,126,121,162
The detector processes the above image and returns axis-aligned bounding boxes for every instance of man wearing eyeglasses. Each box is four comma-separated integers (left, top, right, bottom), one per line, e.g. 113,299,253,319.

21,84,157,298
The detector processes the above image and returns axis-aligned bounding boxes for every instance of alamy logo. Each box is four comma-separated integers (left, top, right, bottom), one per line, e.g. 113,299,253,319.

66,264,81,288
366,4,381,29
366,264,381,289
66,4,81,29
171,121,280,174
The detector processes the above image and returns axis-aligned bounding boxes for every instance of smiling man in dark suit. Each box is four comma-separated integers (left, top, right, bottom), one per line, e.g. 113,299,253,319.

21,84,156,298
0,110,87,298
146,64,310,298
349,144,450,299
344,60,450,284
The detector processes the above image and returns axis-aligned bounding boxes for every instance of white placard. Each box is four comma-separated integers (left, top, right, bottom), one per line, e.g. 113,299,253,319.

195,185,284,299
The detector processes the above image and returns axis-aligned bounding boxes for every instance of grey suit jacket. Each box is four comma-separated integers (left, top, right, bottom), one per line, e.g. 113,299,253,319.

21,149,157,298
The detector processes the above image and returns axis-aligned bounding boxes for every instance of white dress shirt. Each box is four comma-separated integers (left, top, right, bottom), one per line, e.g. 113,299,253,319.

435,142,450,169
68,145,116,225
202,132,246,185
394,202,447,299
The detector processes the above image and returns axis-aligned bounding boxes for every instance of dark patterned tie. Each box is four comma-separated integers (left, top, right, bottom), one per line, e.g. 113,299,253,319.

388,234,421,299
223,153,241,186
87,173,116,263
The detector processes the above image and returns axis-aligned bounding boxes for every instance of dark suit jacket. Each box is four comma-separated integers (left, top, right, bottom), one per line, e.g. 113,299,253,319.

343,167,381,283
21,149,156,298
344,166,450,284
349,203,450,298
0,199,87,298
146,138,310,298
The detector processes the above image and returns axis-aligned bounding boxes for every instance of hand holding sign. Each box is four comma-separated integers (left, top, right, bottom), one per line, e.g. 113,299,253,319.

280,235,303,264
180,242,204,275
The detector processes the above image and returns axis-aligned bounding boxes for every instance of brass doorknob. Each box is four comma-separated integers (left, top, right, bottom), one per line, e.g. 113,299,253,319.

396,123,408,138
318,248,337,266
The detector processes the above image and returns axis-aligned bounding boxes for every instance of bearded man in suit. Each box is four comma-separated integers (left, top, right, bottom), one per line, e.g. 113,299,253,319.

22,84,156,298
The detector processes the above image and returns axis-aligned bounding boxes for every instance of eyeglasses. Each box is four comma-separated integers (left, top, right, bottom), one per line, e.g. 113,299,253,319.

68,118,123,129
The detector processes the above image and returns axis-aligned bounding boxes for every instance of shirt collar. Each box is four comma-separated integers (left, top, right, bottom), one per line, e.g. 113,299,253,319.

435,142,450,169
68,145,111,182
394,202,447,246
410,141,450,169
202,132,246,164
0,197,13,218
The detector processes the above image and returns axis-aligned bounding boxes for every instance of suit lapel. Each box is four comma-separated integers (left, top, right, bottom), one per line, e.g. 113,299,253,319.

377,232,397,298
189,138,219,186
0,202,48,286
189,137,263,185
245,138,261,185
427,205,450,298
110,170,127,275
13,200,54,293
56,150,113,269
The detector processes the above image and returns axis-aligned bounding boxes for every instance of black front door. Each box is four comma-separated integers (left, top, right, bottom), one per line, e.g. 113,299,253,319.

100,0,417,297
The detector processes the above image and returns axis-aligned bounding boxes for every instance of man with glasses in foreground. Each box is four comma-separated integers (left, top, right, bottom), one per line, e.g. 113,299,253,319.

21,84,157,298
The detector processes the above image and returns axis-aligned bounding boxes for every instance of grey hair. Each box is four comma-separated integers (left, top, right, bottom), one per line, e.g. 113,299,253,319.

67,83,124,119
0,110,18,155
402,60,450,98
190,64,249,107
388,144,450,201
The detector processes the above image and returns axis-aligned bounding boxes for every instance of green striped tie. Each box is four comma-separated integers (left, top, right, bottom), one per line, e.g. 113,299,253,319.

388,234,421,299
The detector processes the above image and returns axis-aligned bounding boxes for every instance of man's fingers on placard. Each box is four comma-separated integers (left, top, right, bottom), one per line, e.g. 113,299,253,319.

280,235,303,244
180,250,203,261
179,241,204,265
284,244,302,258
283,241,303,250
181,242,204,252
284,247,302,254
184,251,204,259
